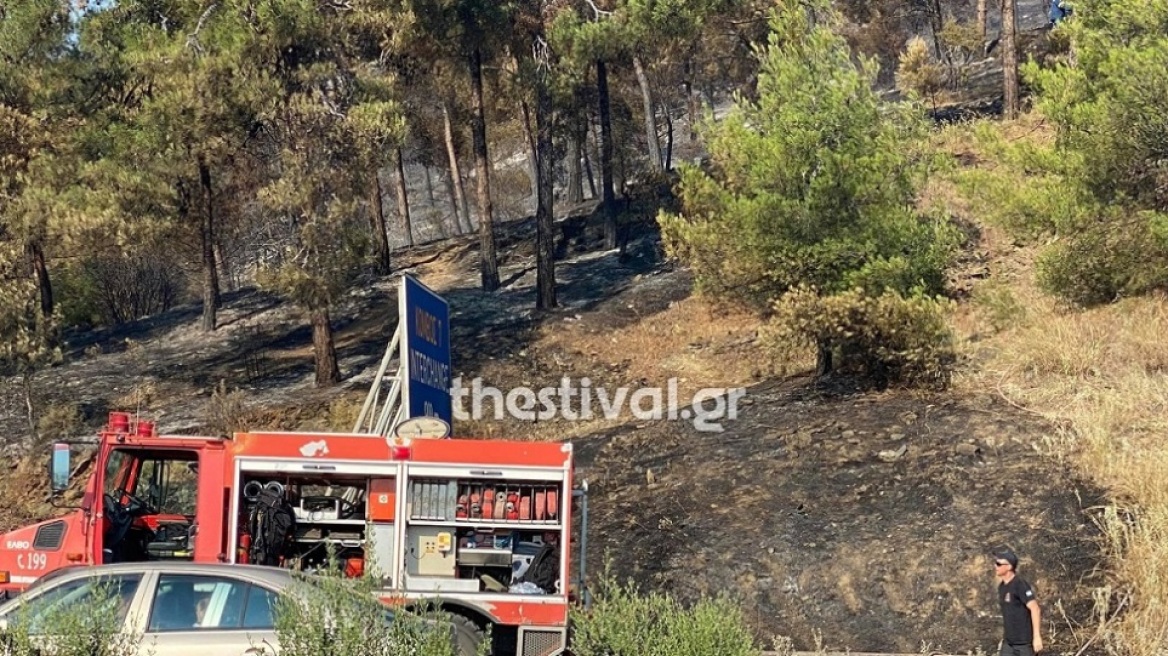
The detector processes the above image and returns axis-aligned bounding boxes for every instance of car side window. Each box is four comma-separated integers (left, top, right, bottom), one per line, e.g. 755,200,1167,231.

148,575,277,632
8,574,141,634
242,586,279,629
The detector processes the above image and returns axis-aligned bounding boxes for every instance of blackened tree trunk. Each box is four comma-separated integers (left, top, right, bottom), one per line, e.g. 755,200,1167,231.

816,343,833,378
443,103,473,234
1002,0,1019,119
423,166,435,204
198,158,220,332
470,48,500,291
310,307,340,386
928,0,945,60
214,242,233,292
583,124,597,198
566,126,584,204
596,59,617,249
26,241,53,318
632,56,663,171
520,100,539,197
535,69,556,310
394,148,413,247
663,105,674,171
371,173,392,274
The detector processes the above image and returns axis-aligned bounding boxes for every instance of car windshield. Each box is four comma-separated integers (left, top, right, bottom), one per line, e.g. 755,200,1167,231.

6,575,141,634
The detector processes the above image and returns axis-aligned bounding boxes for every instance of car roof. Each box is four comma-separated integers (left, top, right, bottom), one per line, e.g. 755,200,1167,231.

32,562,298,588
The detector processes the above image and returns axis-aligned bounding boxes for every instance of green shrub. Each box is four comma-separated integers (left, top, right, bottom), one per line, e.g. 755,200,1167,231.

765,286,956,388
952,116,1168,306
203,380,260,437
55,252,188,329
35,402,85,447
569,573,761,656
949,0,1168,307
1035,211,1168,306
971,280,1027,333
896,36,944,107
263,552,473,656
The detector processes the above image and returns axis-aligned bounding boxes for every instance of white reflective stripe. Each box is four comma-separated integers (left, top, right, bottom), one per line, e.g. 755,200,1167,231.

11,576,39,584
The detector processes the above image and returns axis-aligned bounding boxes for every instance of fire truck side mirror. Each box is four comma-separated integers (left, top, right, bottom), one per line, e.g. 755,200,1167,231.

50,443,71,495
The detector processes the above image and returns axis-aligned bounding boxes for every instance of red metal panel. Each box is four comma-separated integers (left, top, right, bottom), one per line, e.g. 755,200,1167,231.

409,438,571,468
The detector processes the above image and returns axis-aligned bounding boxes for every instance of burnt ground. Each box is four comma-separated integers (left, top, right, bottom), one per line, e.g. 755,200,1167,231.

575,382,1106,654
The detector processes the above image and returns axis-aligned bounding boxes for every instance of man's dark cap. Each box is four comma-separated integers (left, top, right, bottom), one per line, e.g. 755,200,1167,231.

993,548,1019,569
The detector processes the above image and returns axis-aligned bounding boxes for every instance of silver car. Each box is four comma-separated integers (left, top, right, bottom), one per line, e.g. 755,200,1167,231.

0,562,456,656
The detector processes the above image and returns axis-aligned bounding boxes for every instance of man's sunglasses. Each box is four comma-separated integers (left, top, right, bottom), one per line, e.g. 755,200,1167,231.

994,561,1010,567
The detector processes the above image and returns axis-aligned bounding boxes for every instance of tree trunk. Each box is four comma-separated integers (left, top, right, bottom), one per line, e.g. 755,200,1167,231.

566,126,584,204
977,0,987,37
928,0,945,60
423,166,435,204
443,165,462,235
583,124,597,199
469,48,500,291
310,307,341,387
536,70,557,310
443,102,473,234
685,58,699,142
198,158,219,332
214,241,233,292
371,172,392,274
394,148,413,248
520,100,539,200
815,343,833,378
27,240,53,318
596,59,617,249
431,210,450,240
1002,0,1019,119
632,56,663,171
663,105,674,171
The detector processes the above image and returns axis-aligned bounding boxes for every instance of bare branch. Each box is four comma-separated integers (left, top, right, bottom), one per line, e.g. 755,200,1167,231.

585,0,612,20
532,35,551,73
186,3,219,53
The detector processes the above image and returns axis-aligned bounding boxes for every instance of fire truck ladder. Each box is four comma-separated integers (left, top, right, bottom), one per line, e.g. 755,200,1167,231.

337,323,406,505
353,323,407,438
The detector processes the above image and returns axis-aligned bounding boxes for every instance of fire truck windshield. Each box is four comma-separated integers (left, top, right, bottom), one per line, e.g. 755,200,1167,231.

103,450,130,496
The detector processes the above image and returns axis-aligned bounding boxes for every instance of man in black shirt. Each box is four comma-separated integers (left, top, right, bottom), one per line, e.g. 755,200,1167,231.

994,548,1043,655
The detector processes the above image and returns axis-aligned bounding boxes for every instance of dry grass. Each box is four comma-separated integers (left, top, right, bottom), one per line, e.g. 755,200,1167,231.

958,295,1168,655
450,295,774,443
941,114,1168,656
537,295,774,399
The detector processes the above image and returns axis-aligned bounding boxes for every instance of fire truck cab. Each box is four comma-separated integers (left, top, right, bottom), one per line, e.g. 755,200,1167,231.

0,412,585,656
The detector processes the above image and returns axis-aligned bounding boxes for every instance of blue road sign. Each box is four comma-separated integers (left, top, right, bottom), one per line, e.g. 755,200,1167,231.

400,274,452,425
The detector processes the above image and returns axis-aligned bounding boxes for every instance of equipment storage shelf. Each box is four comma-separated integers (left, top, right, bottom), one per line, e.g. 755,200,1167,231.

405,520,562,530
406,478,563,525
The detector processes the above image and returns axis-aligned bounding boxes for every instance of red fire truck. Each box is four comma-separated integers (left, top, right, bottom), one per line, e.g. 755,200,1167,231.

0,411,588,656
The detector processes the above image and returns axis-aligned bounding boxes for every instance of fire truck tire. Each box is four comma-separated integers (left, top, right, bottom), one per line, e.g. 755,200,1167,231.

451,613,486,656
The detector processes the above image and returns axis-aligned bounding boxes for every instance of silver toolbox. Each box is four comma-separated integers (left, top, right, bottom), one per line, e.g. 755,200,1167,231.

457,547,512,568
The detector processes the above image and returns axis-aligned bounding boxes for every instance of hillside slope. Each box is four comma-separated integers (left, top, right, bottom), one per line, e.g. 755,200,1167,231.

0,204,1105,654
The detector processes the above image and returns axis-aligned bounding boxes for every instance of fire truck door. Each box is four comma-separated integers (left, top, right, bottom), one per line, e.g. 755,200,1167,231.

91,446,134,563
192,448,228,562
